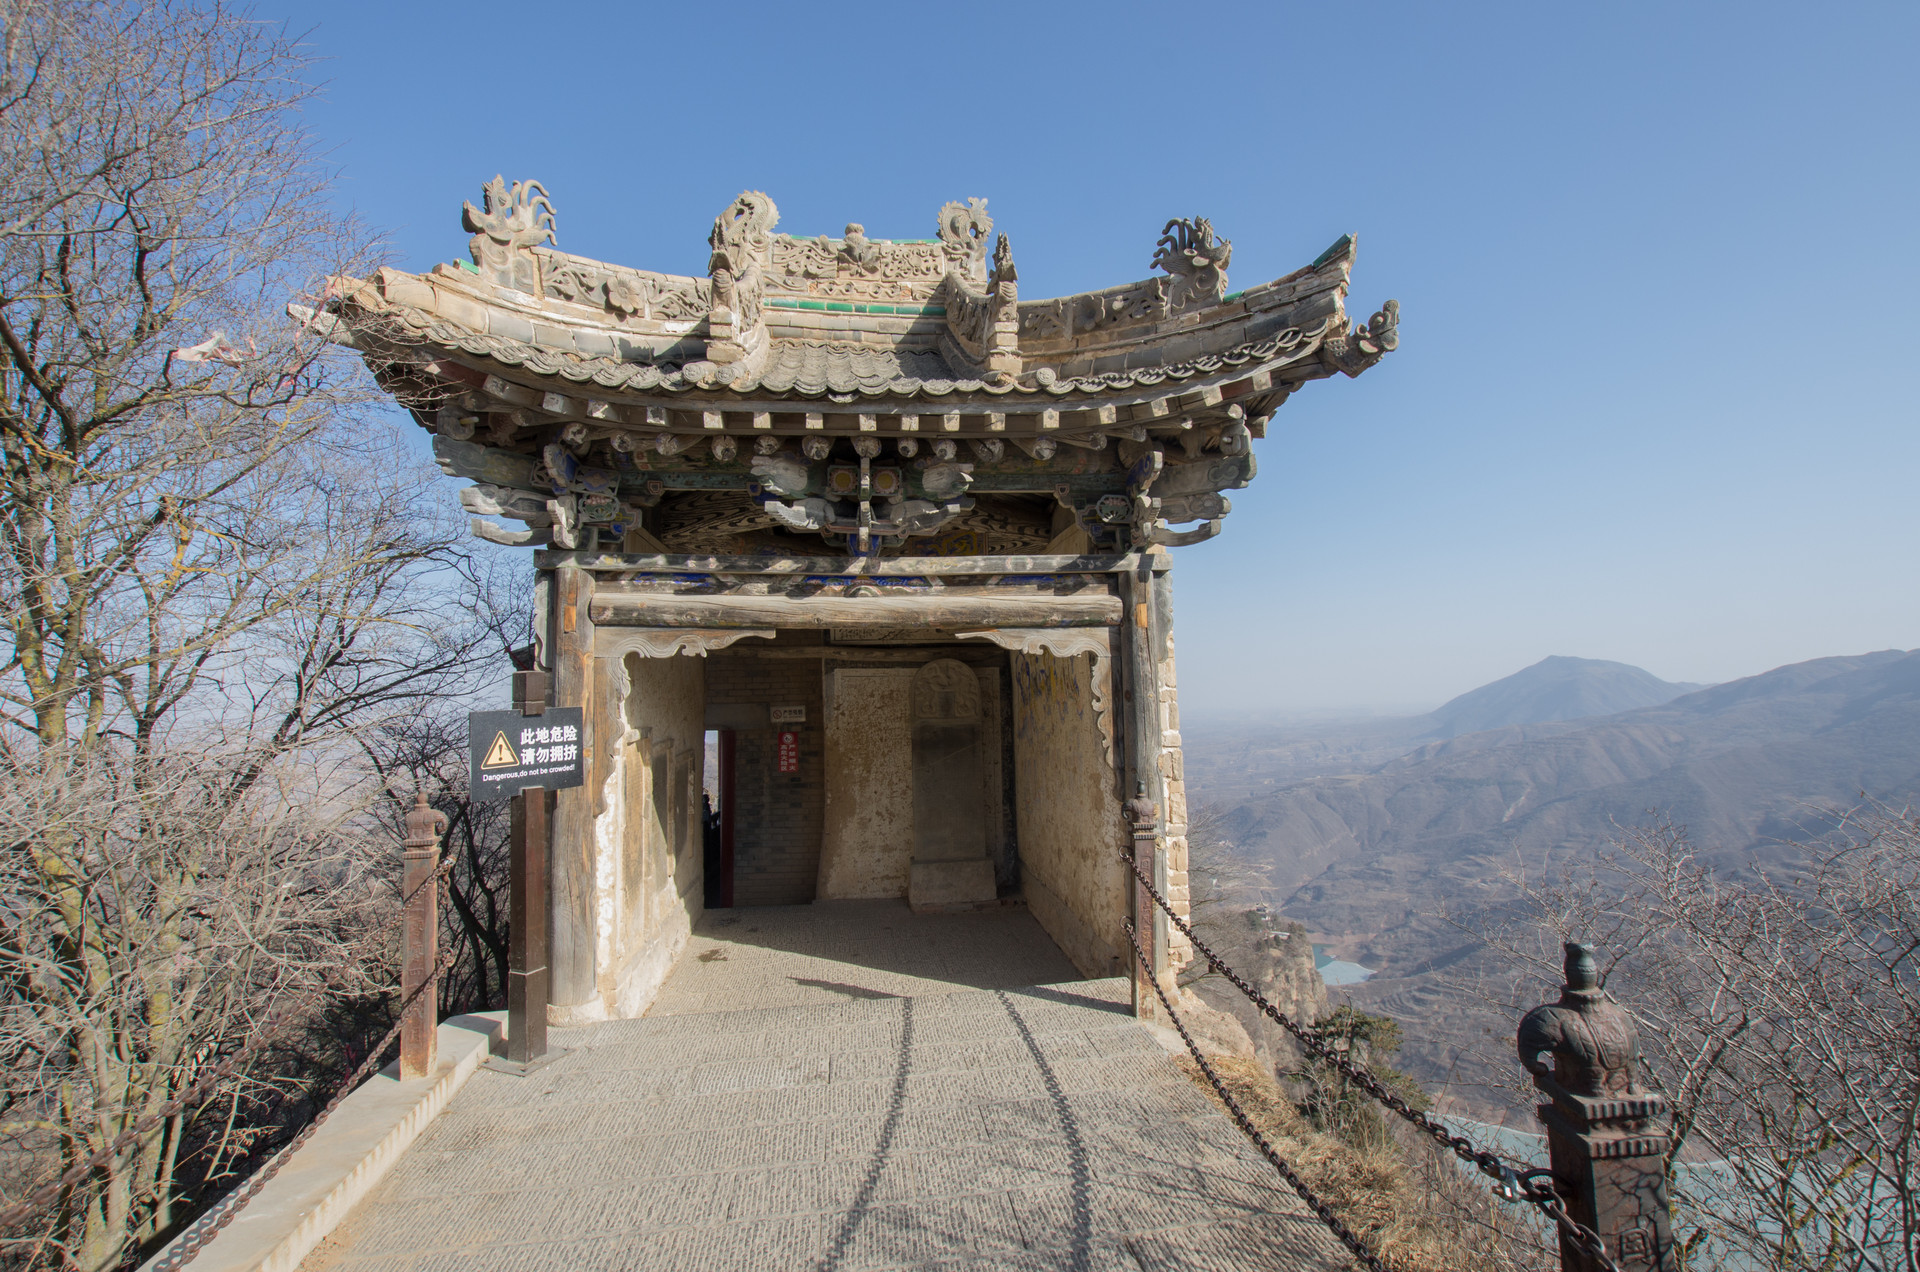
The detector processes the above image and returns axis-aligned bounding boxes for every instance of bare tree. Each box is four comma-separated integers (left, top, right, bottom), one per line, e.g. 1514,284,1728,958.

1459,809,1920,1272
0,6,507,1268
367,708,514,1017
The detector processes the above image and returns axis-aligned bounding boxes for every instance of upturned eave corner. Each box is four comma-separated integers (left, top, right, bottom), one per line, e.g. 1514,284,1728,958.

307,177,1396,559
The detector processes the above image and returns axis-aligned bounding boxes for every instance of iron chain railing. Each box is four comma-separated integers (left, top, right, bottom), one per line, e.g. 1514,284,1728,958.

1122,848,1621,1272
1124,919,1388,1272
0,849,457,1252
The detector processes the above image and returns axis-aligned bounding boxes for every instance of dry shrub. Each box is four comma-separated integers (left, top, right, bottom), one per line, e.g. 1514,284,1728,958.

1177,1055,1552,1272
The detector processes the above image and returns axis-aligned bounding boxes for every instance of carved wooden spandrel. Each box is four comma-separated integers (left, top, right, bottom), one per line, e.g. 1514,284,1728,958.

595,629,777,660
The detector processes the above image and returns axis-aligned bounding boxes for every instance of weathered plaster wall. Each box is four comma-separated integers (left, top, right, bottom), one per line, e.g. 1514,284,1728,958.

1012,649,1127,978
817,659,1007,903
576,652,704,1022
976,668,1007,887
705,647,825,905
819,668,914,898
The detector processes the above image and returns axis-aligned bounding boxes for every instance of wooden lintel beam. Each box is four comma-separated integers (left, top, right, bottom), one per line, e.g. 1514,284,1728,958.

591,592,1123,630
721,646,1010,663
543,549,1158,575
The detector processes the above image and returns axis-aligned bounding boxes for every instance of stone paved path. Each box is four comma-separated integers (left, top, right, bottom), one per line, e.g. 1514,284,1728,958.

648,900,1085,1016
304,902,1349,1272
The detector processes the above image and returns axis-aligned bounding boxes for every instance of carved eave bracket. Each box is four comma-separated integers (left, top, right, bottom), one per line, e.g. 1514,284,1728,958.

600,628,778,659
960,627,1115,765
955,627,1111,661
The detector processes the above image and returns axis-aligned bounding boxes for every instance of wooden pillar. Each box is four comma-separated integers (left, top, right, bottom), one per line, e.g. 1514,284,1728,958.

1125,785,1158,1017
507,670,550,1066
398,791,446,1080
1147,556,1173,967
547,563,596,1014
1118,558,1167,1011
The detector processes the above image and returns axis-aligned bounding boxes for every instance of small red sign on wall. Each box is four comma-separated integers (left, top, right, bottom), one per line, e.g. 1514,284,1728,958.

776,730,799,773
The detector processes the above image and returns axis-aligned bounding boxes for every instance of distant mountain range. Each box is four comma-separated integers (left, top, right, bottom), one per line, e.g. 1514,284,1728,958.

1423,655,1703,737
1186,655,1707,800
1188,649,1920,976
1183,648,1920,1117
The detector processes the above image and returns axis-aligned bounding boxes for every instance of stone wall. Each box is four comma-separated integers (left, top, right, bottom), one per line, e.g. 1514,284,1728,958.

1011,649,1127,977
818,659,1008,903
819,668,914,899
705,648,825,906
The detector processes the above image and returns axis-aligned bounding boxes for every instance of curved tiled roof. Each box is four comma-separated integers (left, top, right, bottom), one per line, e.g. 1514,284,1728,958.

364,302,1333,403
320,183,1397,424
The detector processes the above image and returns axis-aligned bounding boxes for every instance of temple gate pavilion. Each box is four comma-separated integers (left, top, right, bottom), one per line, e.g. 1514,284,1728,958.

307,181,1396,1025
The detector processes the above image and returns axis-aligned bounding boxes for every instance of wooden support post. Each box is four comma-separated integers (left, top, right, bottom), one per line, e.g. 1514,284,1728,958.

1119,560,1167,1013
1149,562,1174,966
507,670,551,1066
1518,944,1677,1272
717,729,737,908
548,565,595,1017
1126,784,1159,1018
398,791,446,1080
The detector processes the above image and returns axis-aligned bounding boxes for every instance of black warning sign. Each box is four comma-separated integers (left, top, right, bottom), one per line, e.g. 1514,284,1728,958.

467,707,586,801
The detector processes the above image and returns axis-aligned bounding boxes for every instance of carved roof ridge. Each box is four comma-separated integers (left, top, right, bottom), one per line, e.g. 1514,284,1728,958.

346,299,1355,405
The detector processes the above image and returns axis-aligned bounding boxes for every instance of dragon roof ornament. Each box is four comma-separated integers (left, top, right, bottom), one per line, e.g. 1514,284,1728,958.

1152,217,1232,312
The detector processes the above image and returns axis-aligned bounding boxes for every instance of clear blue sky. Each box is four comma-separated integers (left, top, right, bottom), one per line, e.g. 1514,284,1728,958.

261,0,1919,717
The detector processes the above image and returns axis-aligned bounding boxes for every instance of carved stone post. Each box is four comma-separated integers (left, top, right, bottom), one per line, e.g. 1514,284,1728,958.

1126,782,1160,1018
399,791,447,1080
1517,943,1677,1272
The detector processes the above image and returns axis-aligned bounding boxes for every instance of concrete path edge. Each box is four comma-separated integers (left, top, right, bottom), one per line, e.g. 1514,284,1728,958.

140,1012,506,1272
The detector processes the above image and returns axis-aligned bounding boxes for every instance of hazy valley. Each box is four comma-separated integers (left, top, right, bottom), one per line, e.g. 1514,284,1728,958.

1183,649,1920,1118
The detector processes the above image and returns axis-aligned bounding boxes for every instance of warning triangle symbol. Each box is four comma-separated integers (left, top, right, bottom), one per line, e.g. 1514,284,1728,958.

481,731,519,769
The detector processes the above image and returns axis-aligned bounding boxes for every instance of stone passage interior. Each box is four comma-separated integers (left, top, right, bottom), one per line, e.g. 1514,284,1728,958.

569,616,1161,1026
